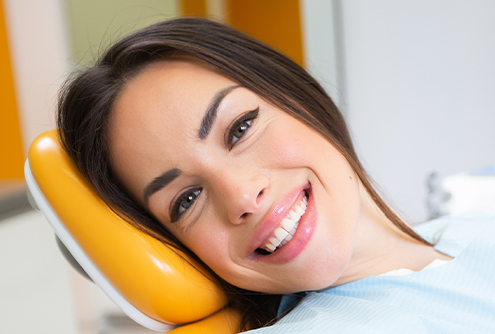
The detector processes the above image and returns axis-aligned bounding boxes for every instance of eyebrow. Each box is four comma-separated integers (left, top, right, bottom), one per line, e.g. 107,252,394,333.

198,85,241,140
143,85,241,206
143,168,181,207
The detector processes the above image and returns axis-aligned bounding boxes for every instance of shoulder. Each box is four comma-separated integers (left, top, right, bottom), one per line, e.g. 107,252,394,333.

249,213,495,333
413,212,495,257
248,291,459,333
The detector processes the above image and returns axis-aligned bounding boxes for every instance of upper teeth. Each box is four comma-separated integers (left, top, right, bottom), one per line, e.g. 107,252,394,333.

263,195,308,253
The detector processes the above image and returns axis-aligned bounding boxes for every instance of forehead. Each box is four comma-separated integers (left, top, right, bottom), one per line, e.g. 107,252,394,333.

114,59,235,129
108,60,237,199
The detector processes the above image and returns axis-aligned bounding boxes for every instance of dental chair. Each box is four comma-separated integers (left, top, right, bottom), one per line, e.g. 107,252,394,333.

25,130,241,333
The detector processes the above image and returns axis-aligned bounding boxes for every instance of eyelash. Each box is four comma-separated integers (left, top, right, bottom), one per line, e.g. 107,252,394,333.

170,188,201,223
170,107,259,222
226,107,259,150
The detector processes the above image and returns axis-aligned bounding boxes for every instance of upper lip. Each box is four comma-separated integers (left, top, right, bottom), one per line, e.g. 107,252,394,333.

246,183,309,257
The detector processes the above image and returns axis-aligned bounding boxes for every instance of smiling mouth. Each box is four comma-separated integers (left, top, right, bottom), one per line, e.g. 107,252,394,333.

256,192,308,255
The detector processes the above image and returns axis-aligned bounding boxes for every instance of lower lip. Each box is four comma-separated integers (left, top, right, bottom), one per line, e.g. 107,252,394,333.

251,186,316,264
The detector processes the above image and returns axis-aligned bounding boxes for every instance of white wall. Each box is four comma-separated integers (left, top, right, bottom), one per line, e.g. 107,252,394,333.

0,211,77,334
300,0,343,108
3,0,70,155
339,0,495,222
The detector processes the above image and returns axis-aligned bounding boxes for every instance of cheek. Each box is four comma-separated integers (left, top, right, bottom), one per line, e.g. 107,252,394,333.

183,221,234,275
263,123,320,168
181,220,258,290
266,123,348,190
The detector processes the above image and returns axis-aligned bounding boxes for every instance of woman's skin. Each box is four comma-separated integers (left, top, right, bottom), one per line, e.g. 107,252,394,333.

108,59,451,294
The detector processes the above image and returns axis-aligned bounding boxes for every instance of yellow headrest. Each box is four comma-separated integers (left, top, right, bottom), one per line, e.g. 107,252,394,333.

27,130,240,332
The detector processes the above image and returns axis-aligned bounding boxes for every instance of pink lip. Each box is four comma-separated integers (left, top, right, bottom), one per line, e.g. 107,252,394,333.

246,183,316,263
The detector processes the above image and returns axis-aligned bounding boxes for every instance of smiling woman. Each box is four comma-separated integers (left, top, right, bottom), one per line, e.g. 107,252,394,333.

56,17,495,333
108,59,365,293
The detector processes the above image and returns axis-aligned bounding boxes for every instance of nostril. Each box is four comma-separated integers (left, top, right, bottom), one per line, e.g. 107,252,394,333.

240,212,248,219
255,188,265,206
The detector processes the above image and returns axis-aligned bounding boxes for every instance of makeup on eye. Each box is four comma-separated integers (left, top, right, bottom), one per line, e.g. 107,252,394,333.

225,107,259,149
170,188,202,223
169,106,260,223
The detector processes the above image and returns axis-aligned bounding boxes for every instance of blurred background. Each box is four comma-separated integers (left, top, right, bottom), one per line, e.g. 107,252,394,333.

1,0,494,333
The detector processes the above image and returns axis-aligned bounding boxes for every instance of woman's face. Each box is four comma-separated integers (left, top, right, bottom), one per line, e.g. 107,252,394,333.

109,59,364,294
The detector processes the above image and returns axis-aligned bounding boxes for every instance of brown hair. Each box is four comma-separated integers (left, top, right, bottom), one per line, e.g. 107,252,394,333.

57,17,429,331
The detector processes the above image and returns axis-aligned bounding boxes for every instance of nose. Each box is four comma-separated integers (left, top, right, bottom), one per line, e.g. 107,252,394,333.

211,167,269,225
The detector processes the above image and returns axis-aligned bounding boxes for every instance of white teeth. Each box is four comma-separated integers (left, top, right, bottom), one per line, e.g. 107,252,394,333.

262,194,308,253
281,218,295,232
274,227,289,241
289,210,300,221
294,204,304,216
281,233,293,246
290,222,298,236
265,243,276,252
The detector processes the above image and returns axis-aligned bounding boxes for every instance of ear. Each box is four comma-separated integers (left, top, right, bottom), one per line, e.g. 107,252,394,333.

25,130,240,333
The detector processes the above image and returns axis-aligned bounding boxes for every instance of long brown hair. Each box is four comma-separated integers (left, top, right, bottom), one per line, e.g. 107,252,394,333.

57,17,429,331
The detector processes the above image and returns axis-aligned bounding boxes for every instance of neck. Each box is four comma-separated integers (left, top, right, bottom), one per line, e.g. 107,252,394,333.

333,190,451,287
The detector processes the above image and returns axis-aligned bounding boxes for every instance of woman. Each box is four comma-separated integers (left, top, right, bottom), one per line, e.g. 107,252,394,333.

58,18,494,332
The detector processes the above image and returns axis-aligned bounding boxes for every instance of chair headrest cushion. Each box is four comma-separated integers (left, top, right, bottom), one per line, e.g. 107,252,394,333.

26,130,228,330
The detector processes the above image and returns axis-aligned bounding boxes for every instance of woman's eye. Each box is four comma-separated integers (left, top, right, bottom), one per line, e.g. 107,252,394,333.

231,120,252,145
227,107,259,149
171,189,201,222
